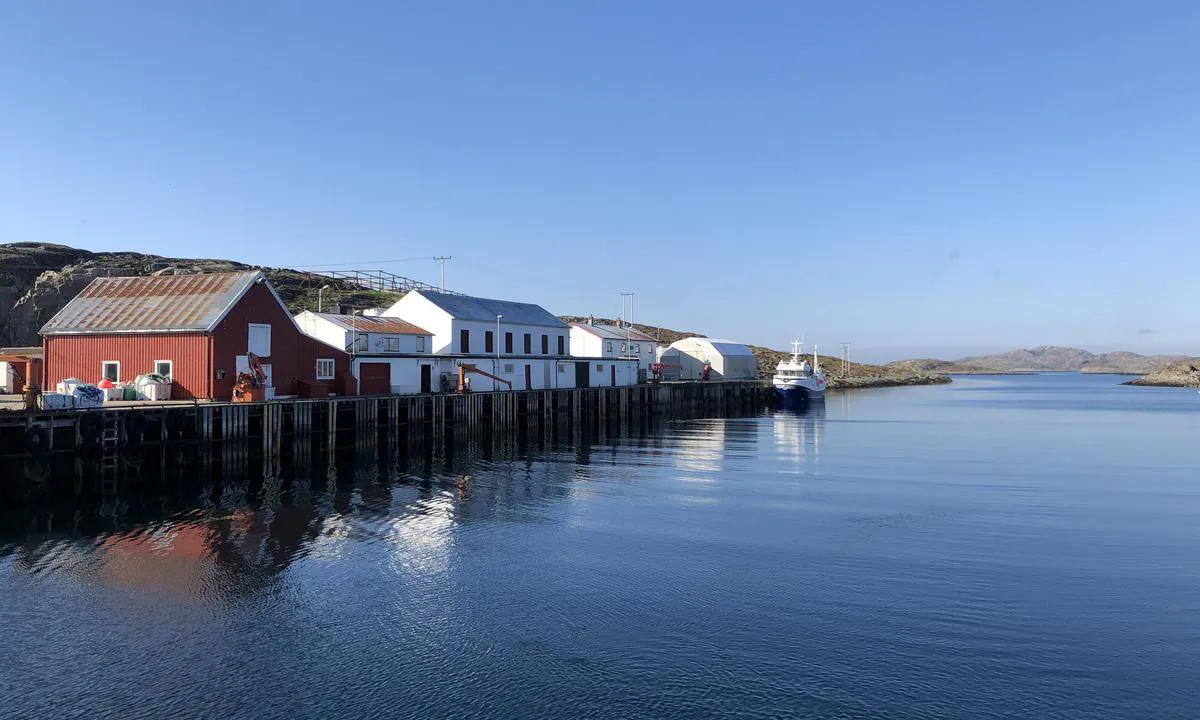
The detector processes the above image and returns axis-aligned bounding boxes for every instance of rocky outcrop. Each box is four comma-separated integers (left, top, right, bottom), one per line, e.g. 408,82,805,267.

1126,360,1200,388
0,243,393,347
829,373,952,390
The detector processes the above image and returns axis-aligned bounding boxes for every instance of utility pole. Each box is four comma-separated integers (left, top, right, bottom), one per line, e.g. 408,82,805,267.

433,256,452,292
620,292,635,357
841,342,851,375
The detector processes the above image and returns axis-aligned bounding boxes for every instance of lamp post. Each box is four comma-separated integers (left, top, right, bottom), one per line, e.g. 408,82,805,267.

318,285,331,313
495,314,503,387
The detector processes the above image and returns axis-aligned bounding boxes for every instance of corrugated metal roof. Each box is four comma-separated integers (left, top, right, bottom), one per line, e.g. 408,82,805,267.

40,272,260,335
571,322,656,342
416,291,567,328
311,312,430,335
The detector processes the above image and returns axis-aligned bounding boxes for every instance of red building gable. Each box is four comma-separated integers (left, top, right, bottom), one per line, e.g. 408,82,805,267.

41,272,350,400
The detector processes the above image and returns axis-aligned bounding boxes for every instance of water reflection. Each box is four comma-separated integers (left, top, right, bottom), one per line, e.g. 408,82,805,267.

0,414,732,597
773,400,825,475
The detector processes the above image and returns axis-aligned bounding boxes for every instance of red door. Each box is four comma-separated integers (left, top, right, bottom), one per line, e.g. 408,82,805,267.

359,363,391,395
524,364,532,390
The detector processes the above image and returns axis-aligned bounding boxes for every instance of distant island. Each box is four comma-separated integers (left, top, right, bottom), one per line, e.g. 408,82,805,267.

888,346,1191,376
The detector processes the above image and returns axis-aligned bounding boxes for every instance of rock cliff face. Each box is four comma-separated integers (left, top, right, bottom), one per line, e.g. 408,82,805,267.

1126,360,1200,388
0,243,394,347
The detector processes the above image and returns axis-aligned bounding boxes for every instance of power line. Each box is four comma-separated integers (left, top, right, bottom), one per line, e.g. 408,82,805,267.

290,256,435,269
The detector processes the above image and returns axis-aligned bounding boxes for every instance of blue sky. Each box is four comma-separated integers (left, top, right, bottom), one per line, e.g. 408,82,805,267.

3,1,1199,361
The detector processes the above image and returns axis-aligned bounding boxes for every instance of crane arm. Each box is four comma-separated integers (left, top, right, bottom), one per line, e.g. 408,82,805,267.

457,363,512,392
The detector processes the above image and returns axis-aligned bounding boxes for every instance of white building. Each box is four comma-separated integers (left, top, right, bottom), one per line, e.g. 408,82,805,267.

569,320,658,369
383,290,570,358
295,311,432,355
294,293,642,395
658,337,757,380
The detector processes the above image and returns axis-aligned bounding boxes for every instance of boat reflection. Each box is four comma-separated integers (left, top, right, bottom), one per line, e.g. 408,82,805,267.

773,398,825,475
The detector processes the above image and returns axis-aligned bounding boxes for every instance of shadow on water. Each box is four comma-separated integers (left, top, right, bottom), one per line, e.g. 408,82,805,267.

0,409,763,596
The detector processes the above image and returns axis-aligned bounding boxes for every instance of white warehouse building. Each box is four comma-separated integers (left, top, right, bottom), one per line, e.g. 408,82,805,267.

569,319,658,372
384,290,571,358
658,337,757,380
290,290,640,395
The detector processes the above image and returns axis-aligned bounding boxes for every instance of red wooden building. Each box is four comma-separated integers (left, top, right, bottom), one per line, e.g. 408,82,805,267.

40,271,351,401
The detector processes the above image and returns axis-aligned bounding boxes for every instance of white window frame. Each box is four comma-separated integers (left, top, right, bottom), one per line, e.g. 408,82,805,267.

632,343,640,353
154,359,173,380
248,323,272,357
101,361,120,383
620,343,627,352
503,363,515,373
316,358,335,380
383,337,401,352
416,336,426,353
606,342,613,353
596,364,604,371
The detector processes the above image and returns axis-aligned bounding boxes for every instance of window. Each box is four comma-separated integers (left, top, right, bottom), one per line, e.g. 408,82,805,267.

383,337,401,352
101,361,120,383
596,364,604,371
505,332,513,353
504,363,515,373
485,330,494,353
154,360,173,380
248,323,272,357
557,335,565,355
460,328,470,353
632,343,640,353
621,343,627,353
316,358,335,380
606,342,613,353
354,334,368,352
523,333,531,354
541,334,549,354
557,362,567,373
416,336,426,352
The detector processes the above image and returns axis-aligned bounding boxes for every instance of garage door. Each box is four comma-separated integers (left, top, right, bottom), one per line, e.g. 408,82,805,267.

359,363,391,395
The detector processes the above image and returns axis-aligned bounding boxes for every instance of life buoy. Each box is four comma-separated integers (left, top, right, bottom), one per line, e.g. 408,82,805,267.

25,427,50,457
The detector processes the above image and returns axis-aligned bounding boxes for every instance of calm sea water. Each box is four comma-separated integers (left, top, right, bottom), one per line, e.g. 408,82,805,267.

2,374,1199,719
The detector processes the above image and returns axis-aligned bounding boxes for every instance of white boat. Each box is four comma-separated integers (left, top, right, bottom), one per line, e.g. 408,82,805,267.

773,341,827,402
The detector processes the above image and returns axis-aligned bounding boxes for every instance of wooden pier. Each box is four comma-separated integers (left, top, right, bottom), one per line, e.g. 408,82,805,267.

0,382,771,462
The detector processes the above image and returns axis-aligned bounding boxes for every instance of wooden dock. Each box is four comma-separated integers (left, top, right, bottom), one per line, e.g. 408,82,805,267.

0,382,771,462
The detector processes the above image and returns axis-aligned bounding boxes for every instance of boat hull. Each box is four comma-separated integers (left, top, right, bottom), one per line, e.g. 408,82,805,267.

773,379,826,401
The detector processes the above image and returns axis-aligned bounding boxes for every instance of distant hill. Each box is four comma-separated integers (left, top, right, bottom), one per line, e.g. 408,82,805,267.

889,346,1188,375
955,346,1186,374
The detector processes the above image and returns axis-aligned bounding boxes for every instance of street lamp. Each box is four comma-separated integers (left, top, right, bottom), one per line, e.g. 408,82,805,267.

495,314,503,388
496,315,503,359
317,285,332,313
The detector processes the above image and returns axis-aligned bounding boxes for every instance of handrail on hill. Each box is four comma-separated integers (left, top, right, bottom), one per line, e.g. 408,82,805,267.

307,269,458,295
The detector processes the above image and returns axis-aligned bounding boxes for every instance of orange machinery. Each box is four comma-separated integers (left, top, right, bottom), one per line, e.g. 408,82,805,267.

232,352,268,402
457,363,512,393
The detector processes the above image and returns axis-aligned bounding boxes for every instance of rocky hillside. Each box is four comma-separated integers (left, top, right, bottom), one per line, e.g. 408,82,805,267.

0,243,400,346
1125,359,1200,388
885,358,1025,375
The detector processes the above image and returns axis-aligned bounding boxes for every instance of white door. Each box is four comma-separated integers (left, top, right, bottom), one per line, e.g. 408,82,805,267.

248,323,272,357
261,364,273,388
